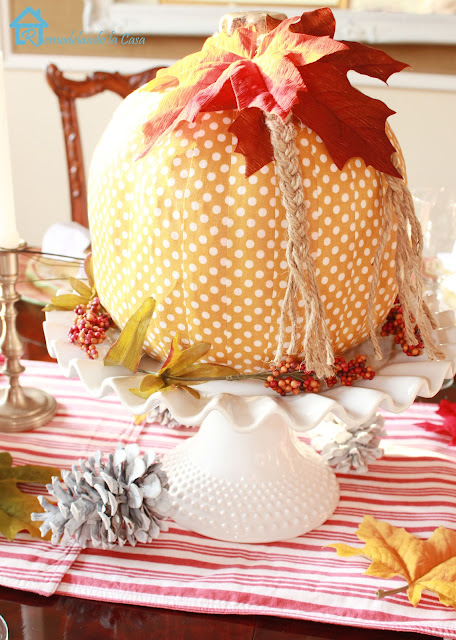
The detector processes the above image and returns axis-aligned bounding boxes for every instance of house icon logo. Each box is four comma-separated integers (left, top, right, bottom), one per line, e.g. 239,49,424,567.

10,7,48,47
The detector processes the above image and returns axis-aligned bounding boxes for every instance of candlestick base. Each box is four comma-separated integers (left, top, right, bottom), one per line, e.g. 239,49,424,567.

0,386,56,432
1,244,57,432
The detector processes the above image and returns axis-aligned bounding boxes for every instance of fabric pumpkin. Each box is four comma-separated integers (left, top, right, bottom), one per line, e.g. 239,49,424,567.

88,8,437,375
89,99,402,372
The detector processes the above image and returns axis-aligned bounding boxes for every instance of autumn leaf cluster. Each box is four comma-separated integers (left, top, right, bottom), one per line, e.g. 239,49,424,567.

130,334,237,400
139,8,407,178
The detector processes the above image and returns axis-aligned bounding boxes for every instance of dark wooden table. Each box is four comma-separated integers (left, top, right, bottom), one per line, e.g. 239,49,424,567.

0,585,445,640
1,299,453,639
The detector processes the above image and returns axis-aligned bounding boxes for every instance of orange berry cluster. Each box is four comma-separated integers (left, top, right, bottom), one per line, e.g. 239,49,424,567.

263,354,375,396
265,356,320,396
68,297,112,359
380,298,424,357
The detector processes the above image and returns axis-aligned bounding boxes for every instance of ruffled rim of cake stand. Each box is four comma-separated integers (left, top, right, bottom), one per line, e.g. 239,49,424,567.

43,307,456,432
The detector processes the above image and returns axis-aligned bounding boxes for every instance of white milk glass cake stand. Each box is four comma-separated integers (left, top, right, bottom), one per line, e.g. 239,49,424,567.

44,300,456,543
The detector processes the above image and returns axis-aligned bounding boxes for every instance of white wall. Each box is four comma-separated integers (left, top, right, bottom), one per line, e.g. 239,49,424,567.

3,66,456,246
366,85,456,193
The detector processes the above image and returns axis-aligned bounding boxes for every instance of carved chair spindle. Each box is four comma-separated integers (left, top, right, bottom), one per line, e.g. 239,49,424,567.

46,63,164,228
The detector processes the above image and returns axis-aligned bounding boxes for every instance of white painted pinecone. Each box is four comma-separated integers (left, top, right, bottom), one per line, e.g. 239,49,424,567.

311,415,386,474
31,443,171,549
145,403,190,429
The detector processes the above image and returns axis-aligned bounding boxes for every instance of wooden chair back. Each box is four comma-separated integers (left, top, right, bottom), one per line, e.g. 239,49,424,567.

46,63,164,228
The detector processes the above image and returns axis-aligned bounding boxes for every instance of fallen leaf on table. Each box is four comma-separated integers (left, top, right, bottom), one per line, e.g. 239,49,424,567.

0,452,60,541
416,399,456,445
328,515,456,609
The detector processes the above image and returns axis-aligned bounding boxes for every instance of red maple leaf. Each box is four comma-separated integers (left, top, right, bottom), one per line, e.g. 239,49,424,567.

228,107,274,177
138,8,407,178
293,60,398,177
418,399,456,446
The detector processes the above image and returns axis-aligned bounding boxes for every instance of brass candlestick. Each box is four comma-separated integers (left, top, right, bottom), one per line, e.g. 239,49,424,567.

0,245,56,432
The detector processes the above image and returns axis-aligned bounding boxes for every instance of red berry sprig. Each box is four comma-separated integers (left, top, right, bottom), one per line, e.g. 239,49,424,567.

331,354,375,386
68,297,112,359
380,297,424,357
263,353,375,396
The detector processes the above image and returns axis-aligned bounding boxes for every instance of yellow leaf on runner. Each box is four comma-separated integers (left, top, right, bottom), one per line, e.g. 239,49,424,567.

0,455,59,541
328,515,456,609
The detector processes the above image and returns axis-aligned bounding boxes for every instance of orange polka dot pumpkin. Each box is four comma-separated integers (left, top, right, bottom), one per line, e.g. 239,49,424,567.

88,9,410,374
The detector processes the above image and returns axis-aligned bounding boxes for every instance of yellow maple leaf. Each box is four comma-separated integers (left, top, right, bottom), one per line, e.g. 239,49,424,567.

328,515,456,609
0,452,60,541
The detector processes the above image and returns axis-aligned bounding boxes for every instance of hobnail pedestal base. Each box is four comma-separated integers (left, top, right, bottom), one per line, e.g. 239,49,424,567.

44,295,456,542
162,410,339,543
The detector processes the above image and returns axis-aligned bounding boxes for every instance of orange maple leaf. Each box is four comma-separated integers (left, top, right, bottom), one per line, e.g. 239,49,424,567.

138,8,407,178
328,515,456,609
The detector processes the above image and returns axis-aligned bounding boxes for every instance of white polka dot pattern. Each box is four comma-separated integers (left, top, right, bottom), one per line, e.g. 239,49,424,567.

88,91,401,372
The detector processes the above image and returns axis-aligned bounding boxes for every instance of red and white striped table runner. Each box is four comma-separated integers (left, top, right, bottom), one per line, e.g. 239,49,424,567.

1,361,456,637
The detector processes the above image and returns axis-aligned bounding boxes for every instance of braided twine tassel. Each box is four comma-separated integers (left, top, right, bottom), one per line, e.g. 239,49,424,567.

265,114,334,378
265,115,444,375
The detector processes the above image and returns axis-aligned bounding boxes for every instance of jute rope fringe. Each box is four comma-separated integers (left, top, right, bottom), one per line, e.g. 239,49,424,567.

383,160,445,360
265,113,334,378
367,185,394,360
265,114,444,374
